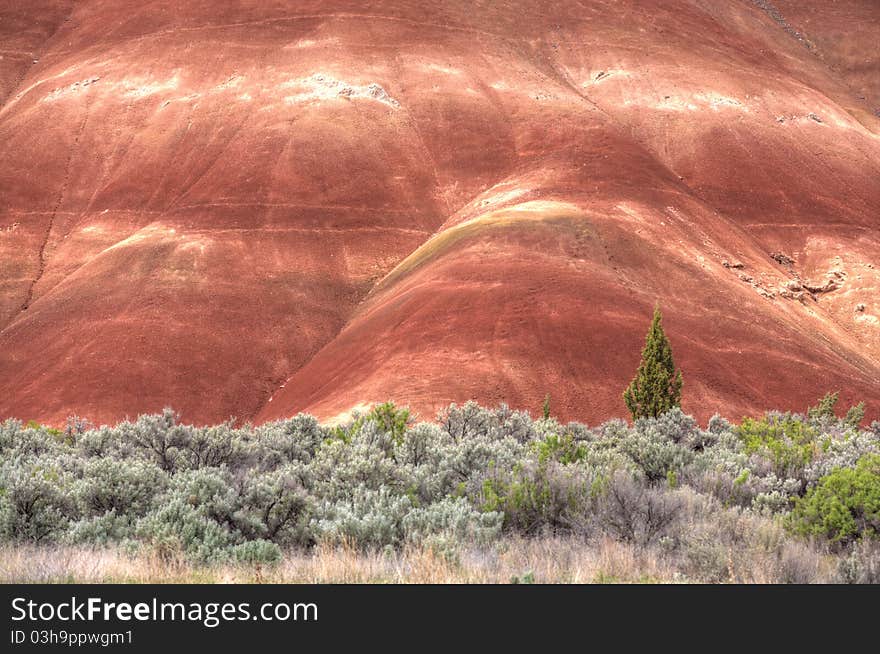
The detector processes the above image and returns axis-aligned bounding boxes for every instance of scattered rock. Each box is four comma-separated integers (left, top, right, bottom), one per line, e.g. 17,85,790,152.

808,112,823,123
778,267,846,303
367,83,396,103
722,260,745,269
751,0,816,51
737,272,776,299
780,288,813,303
855,303,866,313
770,252,795,265
802,277,842,294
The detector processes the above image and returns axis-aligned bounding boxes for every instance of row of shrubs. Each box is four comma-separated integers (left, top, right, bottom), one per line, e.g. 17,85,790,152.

1,399,878,579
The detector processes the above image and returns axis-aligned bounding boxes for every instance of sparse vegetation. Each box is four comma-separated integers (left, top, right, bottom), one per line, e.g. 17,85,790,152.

1,395,878,583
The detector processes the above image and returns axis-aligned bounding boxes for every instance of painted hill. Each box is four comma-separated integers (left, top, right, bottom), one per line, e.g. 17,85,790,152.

1,1,878,426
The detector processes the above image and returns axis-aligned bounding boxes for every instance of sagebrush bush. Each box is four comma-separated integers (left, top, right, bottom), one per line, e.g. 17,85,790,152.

230,539,282,566
402,497,502,551
595,471,683,545
0,455,75,542
836,540,880,583
620,413,695,482
72,458,165,518
481,459,597,534
0,400,877,578
313,486,412,548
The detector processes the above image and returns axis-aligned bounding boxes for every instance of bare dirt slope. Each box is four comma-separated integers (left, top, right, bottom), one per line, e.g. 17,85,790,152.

1,1,878,426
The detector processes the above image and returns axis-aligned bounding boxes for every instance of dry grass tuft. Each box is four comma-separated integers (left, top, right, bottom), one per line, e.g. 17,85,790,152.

0,536,796,584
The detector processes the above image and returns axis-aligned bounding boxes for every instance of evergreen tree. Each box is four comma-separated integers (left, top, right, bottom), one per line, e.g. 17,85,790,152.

623,306,683,420
844,402,865,429
807,392,839,420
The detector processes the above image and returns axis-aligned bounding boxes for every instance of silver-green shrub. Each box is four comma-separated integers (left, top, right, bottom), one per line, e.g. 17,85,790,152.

230,539,282,565
313,486,412,548
0,454,77,542
1,402,878,576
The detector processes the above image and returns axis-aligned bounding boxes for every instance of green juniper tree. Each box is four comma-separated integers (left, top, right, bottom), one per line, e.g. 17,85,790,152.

808,392,839,420
623,306,683,420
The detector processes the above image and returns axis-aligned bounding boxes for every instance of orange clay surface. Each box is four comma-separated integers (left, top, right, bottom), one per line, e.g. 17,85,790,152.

0,1,878,427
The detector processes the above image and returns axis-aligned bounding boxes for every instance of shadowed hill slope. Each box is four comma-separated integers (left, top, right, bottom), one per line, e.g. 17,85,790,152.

1,1,878,426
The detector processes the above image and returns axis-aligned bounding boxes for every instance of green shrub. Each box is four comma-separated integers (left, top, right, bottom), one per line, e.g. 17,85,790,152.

807,392,839,420
365,402,411,444
0,456,75,542
72,458,165,518
122,409,188,472
177,423,251,471
844,403,866,429
236,465,312,546
481,461,594,534
137,501,234,563
532,433,586,464
313,486,412,548
230,539,282,565
788,454,880,546
620,421,693,483
738,415,817,477
402,497,502,549
67,512,137,545
1,401,878,565
253,415,323,468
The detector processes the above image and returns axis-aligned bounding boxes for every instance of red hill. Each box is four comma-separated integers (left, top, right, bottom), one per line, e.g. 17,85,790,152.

1,1,878,426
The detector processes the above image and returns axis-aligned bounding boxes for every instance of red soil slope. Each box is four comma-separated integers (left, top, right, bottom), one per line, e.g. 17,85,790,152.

1,1,878,426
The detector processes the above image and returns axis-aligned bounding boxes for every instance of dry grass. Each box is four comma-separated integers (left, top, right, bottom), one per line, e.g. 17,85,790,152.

0,535,838,584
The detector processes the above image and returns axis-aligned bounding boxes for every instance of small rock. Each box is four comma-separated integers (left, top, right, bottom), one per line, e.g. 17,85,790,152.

855,303,866,313
770,252,795,265
722,260,745,269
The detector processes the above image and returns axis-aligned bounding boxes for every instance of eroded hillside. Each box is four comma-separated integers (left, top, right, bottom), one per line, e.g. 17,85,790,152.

1,1,878,425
